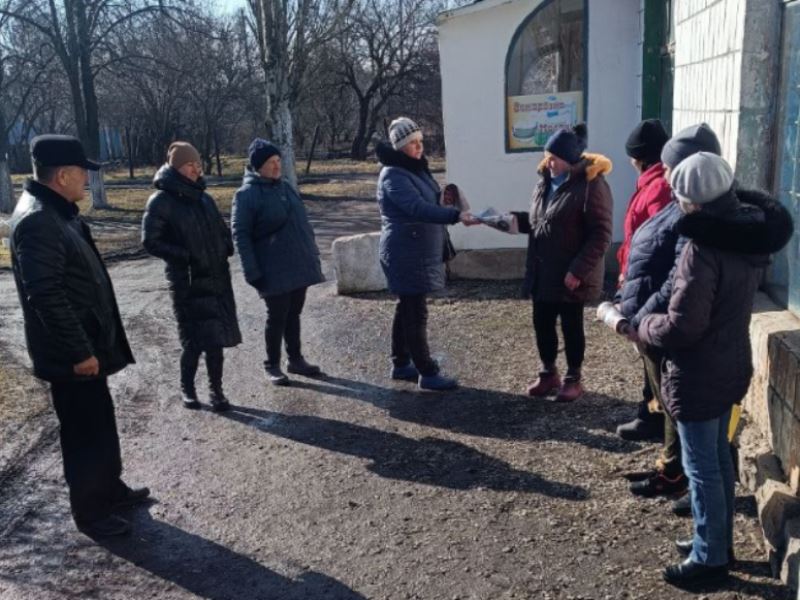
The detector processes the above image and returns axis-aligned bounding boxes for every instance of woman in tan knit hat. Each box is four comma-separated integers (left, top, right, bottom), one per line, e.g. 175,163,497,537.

142,141,242,411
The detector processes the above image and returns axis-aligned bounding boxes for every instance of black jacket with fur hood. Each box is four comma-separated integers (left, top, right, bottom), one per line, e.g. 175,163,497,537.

639,189,793,422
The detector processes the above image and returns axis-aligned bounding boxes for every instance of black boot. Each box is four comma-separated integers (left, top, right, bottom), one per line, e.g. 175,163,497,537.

181,388,201,409
630,471,688,497
616,400,664,441
663,559,728,588
265,363,290,386
287,356,321,376
672,493,691,517
206,349,229,412
209,389,230,412
76,515,131,537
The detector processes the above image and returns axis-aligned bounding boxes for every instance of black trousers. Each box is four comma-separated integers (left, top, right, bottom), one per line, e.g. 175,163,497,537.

264,287,307,366
180,345,224,394
391,294,438,377
532,300,585,374
51,378,125,523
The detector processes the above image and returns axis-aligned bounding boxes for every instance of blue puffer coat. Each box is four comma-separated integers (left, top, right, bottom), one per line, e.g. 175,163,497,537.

375,142,460,295
231,168,323,297
617,200,686,328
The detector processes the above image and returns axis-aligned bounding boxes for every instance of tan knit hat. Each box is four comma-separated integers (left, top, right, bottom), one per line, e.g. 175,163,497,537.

167,142,201,169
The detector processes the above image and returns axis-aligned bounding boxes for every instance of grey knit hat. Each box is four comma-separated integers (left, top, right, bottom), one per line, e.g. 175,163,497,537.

389,117,422,150
670,152,734,205
660,123,722,169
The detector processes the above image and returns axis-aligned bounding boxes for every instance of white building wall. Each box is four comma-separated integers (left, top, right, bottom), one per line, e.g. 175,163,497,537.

438,0,641,251
672,0,746,167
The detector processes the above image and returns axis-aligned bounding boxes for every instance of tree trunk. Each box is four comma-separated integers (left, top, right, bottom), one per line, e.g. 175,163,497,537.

0,159,15,215
88,171,107,211
268,97,297,188
76,0,108,209
350,100,371,160
125,125,134,179
214,130,223,177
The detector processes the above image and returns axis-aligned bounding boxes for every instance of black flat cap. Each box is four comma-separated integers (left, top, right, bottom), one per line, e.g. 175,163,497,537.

30,134,101,171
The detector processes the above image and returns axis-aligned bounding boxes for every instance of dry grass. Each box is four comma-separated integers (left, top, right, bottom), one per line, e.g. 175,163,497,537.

1,166,380,270
10,155,446,185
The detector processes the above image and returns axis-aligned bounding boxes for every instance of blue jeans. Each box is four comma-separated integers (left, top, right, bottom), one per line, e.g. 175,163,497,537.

677,408,734,566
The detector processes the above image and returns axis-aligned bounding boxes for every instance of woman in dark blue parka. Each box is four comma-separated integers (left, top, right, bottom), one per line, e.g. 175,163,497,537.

376,117,473,391
232,139,324,386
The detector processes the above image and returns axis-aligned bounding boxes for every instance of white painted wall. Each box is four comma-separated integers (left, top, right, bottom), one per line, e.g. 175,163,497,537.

672,0,746,167
438,0,641,250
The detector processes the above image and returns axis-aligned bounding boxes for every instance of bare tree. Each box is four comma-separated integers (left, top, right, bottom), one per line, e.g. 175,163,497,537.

335,0,442,160
0,11,60,212
248,0,352,187
0,0,172,208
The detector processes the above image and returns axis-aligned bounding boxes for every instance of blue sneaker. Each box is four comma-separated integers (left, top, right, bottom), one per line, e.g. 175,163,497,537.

391,363,419,381
418,373,458,391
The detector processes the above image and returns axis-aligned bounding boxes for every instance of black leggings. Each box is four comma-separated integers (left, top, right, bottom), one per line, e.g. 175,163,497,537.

264,287,307,366
391,294,438,377
180,346,224,393
532,301,585,374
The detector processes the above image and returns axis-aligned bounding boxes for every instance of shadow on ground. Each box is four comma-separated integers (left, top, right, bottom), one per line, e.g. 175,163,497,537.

222,405,588,500
0,501,365,600
285,375,638,455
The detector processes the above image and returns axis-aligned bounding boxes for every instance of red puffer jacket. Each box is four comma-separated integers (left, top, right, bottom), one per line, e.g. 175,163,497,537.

616,162,671,281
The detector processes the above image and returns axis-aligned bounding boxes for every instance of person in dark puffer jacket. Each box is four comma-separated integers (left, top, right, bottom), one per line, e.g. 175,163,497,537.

637,153,792,588
376,117,474,391
511,124,613,403
614,119,672,442
142,142,242,412
231,139,324,386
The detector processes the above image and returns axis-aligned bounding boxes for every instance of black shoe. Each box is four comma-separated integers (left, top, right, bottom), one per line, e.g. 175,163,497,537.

210,391,231,412
622,468,658,482
287,357,321,377
616,416,664,441
182,390,201,409
77,514,131,537
663,559,728,588
675,539,735,565
265,364,290,386
672,493,692,517
630,472,688,497
112,486,151,510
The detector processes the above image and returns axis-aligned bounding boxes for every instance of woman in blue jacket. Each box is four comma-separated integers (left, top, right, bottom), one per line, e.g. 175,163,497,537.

376,117,473,391
231,139,324,385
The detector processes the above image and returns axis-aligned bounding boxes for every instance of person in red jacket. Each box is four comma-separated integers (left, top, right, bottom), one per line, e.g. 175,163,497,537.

615,119,672,441
617,119,672,283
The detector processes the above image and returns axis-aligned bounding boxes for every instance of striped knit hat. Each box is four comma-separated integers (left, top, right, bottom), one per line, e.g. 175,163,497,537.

389,117,422,150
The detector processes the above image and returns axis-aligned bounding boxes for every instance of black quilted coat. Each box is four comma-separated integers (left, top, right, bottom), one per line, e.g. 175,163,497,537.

9,180,135,382
142,165,242,351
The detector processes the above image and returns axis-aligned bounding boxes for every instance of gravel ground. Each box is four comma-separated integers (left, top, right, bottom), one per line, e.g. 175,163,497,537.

0,200,792,600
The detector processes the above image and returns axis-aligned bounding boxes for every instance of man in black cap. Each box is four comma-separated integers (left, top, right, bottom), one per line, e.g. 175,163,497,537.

8,134,149,537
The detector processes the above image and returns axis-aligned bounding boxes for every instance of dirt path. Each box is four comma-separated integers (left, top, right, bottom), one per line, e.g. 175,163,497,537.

0,201,791,599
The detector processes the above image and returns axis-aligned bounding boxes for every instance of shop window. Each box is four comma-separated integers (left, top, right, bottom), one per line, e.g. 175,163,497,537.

505,0,586,152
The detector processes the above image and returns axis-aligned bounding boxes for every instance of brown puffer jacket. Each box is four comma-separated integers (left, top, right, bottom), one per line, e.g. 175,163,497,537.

638,190,789,422
514,153,614,303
